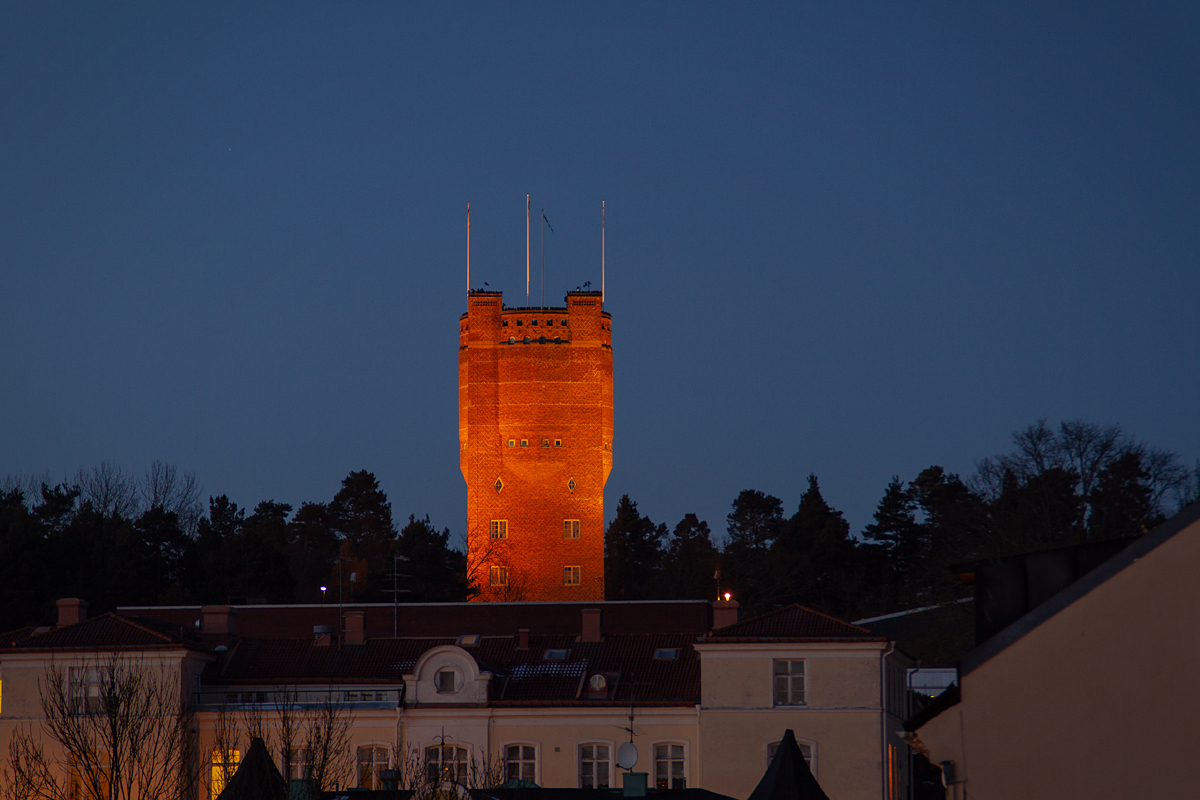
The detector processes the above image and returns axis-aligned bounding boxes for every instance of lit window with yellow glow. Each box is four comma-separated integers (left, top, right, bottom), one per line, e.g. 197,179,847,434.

563,566,581,586
490,565,508,586
211,748,240,798
563,520,580,539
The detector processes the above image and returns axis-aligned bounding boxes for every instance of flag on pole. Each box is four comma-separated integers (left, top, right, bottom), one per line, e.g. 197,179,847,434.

542,213,554,234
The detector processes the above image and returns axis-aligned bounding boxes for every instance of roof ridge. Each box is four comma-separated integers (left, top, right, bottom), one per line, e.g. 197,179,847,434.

109,613,188,643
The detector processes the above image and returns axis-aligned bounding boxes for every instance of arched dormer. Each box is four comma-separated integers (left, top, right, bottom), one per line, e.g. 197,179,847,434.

404,645,492,705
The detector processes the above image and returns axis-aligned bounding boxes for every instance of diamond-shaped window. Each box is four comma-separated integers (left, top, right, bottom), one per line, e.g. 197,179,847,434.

567,478,576,493
494,478,504,493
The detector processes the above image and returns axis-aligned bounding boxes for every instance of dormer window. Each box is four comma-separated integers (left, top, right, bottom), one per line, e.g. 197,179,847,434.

543,649,570,661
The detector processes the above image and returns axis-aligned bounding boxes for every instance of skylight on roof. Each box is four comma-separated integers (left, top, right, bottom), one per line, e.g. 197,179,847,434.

457,634,480,647
653,648,679,660
543,648,570,660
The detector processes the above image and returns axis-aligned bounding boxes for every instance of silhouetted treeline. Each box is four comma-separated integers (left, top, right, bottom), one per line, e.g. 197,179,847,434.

3,419,1197,632
606,419,1199,620
0,465,467,632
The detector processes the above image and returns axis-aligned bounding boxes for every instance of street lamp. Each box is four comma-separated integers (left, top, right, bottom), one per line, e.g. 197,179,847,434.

320,586,327,603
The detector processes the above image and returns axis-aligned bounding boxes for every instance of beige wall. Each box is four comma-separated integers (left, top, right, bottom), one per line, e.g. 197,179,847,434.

695,641,904,800
918,514,1200,800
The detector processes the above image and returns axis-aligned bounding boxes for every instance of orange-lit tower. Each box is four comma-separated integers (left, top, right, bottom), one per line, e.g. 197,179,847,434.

459,291,612,601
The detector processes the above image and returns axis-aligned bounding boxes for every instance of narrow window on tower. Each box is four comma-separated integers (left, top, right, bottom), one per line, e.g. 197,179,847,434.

508,440,516,448
563,520,580,540
521,439,528,447
542,439,549,447
502,320,508,327
490,520,507,539
516,320,523,326
563,566,581,586
490,566,508,586
531,319,538,326
555,439,563,447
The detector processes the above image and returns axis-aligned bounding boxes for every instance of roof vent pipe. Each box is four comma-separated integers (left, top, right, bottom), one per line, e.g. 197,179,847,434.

518,628,529,649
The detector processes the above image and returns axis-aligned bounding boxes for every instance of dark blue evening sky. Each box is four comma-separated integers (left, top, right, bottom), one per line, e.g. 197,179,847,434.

2,3,1197,543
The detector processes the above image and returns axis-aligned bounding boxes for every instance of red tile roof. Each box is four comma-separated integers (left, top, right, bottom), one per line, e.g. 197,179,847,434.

119,601,713,640
706,604,882,641
0,613,206,652
208,632,701,705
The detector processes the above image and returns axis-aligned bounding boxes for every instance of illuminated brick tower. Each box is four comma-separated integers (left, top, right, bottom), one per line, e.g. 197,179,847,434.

459,290,612,601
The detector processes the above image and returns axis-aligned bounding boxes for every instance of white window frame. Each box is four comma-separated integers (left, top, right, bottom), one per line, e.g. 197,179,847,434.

772,659,806,706
766,738,816,778
357,742,390,789
68,667,101,714
501,741,540,785
425,744,468,784
490,520,507,539
283,746,311,782
651,740,688,790
577,740,615,788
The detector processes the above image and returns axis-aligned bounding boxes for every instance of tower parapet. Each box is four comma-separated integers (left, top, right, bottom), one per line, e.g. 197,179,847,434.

459,291,612,601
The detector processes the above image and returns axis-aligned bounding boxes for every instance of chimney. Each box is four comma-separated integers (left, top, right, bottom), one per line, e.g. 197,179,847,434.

712,599,739,630
56,598,88,627
581,608,602,643
201,605,237,639
314,625,334,647
518,628,529,649
345,611,365,645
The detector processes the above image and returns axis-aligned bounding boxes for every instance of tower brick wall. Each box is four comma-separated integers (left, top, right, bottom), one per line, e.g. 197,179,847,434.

460,291,612,601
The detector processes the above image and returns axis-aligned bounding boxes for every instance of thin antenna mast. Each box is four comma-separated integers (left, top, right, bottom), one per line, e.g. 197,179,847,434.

540,209,545,307
601,200,606,303
466,202,470,293
526,194,530,303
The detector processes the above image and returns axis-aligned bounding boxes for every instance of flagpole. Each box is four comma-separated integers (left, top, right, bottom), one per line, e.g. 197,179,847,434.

540,209,545,307
526,194,530,304
601,200,606,303
466,202,470,294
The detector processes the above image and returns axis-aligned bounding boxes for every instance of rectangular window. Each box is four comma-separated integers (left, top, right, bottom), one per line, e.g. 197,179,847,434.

653,648,679,660
508,440,516,447
542,439,550,447
69,668,101,714
580,744,611,788
490,565,508,586
436,669,456,693
211,748,240,798
531,319,538,326
563,566,581,586
563,520,580,539
654,744,685,789
544,649,570,660
426,745,467,784
505,744,537,782
521,439,528,447
555,439,562,447
358,745,389,789
773,660,805,706
490,520,507,539
285,748,311,782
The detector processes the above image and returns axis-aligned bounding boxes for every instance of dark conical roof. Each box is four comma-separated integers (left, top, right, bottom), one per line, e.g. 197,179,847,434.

217,737,287,800
746,730,830,800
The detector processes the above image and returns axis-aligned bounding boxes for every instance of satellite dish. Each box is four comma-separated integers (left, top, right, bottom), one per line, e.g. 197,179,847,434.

617,743,638,770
